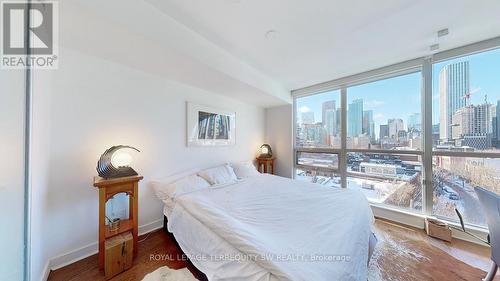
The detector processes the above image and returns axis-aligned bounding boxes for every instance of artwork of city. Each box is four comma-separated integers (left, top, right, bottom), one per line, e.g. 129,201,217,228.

187,102,236,146
295,49,500,227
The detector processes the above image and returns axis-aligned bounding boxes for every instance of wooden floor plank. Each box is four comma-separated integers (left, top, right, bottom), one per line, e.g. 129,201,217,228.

47,219,498,281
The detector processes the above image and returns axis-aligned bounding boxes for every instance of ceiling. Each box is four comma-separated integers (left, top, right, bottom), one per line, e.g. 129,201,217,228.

144,0,500,91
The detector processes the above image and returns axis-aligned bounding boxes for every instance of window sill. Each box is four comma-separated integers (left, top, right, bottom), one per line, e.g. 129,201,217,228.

370,203,489,246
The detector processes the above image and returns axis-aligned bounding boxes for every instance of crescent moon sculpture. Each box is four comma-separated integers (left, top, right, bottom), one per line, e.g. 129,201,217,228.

96,145,140,179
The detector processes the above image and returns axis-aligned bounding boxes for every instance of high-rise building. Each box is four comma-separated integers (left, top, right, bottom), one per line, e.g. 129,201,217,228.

322,101,337,135
325,110,336,135
301,111,315,124
336,110,341,134
362,110,375,140
451,102,492,150
496,100,500,147
439,61,469,141
388,118,404,139
407,113,421,131
322,101,335,125
379,124,389,139
303,123,326,146
452,103,492,136
348,99,363,137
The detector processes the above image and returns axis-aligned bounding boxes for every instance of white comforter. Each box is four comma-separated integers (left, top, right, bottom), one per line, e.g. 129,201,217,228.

168,174,374,281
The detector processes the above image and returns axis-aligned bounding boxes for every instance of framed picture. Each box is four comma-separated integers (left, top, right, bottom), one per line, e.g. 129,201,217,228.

187,102,236,146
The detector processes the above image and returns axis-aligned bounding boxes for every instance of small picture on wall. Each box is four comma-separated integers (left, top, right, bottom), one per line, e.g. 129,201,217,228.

187,102,235,146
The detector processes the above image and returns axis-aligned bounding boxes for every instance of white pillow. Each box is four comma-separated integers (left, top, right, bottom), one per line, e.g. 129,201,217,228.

198,164,238,185
152,174,210,200
231,161,261,179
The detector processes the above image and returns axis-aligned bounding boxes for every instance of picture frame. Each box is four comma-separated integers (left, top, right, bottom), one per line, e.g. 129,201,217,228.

187,102,236,146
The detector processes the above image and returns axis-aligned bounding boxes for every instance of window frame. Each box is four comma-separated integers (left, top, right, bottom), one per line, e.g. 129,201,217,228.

292,36,500,229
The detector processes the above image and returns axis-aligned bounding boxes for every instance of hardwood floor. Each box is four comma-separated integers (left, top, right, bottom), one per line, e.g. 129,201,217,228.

48,219,498,281
47,230,207,281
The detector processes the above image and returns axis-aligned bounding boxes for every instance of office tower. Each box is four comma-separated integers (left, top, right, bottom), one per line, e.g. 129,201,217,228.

322,101,335,125
380,124,389,139
439,61,469,141
362,110,375,140
451,102,492,150
336,110,341,134
322,101,337,135
388,118,404,139
325,110,336,135
301,111,315,124
303,123,325,145
348,99,363,137
493,116,497,146
407,113,421,131
497,100,500,147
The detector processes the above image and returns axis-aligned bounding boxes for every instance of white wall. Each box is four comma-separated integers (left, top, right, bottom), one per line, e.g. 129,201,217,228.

30,46,265,280
27,2,280,279
0,71,25,279
265,105,293,178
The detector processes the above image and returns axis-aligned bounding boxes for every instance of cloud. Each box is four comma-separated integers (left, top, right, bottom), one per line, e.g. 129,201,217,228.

364,100,385,108
298,106,311,113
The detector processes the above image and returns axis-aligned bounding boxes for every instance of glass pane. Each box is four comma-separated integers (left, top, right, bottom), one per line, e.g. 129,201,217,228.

432,156,500,227
296,152,338,169
347,72,422,150
432,48,500,153
105,192,130,225
295,168,341,188
347,152,422,211
295,90,341,148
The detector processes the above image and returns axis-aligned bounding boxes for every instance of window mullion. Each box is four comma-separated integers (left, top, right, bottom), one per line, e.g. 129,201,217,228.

340,87,347,188
422,58,433,216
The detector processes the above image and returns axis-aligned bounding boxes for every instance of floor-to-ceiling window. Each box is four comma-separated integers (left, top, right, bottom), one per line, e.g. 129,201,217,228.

295,90,342,186
431,47,500,227
293,38,500,229
346,72,423,211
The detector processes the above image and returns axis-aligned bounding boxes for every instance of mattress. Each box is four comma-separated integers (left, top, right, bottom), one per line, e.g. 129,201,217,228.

165,174,375,281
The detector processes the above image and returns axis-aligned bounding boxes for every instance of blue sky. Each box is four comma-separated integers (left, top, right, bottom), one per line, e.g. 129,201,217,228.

297,48,500,136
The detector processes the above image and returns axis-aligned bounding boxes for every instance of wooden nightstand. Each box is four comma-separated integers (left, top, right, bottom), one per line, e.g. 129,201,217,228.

93,175,143,271
256,157,275,174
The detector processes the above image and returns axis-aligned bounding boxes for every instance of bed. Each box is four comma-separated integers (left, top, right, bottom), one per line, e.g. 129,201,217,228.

155,171,376,281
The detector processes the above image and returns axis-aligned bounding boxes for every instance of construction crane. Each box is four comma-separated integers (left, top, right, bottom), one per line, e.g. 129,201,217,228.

461,87,480,106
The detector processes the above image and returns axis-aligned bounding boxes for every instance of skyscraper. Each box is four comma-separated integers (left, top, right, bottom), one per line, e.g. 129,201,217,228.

325,110,336,135
496,100,500,147
388,118,404,139
451,102,492,150
362,110,375,140
348,99,363,137
439,61,469,141
322,101,337,135
380,124,389,139
322,101,335,125
336,110,341,134
407,113,421,131
301,111,315,124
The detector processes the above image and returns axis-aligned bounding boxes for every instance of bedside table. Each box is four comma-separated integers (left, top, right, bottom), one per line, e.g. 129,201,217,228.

93,175,143,271
256,157,275,174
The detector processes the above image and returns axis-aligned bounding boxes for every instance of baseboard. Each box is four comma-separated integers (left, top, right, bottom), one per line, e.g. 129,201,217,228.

41,218,163,281
39,260,50,281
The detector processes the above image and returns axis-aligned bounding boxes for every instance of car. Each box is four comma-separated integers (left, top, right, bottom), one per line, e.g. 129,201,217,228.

448,193,460,200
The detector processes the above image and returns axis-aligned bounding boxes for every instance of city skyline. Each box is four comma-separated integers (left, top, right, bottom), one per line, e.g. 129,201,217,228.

297,48,500,131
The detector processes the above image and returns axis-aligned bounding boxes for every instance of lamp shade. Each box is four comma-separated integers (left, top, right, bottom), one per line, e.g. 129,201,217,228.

96,145,140,179
259,144,273,158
